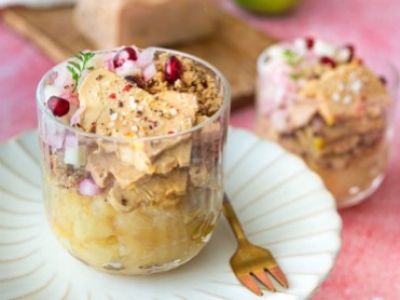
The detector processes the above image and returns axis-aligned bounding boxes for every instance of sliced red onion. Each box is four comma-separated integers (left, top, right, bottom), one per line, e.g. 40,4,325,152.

69,93,80,108
335,47,351,63
64,146,87,167
313,40,336,58
43,85,62,103
259,95,276,115
48,71,58,85
79,179,103,196
121,60,138,69
271,109,288,132
105,57,115,71
49,133,65,150
115,60,141,77
64,132,79,148
266,44,286,60
54,65,74,90
293,38,308,53
137,47,155,68
87,51,109,70
42,116,66,149
59,91,79,107
143,63,157,81
70,105,86,126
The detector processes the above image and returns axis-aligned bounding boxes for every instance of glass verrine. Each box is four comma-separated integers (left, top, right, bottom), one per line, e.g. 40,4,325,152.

36,47,231,274
255,39,398,208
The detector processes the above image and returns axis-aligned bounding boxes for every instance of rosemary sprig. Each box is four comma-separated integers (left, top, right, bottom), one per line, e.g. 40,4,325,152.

67,51,95,92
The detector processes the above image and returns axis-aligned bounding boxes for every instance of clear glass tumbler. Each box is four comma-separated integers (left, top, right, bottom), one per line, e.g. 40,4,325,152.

36,48,231,274
255,43,398,208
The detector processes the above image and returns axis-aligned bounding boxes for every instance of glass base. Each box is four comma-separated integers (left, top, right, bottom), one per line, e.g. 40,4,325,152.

336,173,385,209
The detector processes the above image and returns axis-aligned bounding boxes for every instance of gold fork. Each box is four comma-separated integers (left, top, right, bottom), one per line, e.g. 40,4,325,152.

222,194,289,296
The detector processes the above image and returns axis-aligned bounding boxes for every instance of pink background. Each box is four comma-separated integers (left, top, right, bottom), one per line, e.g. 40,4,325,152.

1,0,400,298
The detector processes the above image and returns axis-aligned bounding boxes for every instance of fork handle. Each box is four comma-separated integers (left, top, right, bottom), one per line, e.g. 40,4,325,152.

222,194,249,244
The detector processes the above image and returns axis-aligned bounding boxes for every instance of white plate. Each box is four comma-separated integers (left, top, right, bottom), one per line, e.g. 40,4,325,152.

0,128,342,300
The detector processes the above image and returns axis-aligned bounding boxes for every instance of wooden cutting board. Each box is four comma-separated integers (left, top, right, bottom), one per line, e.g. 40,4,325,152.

3,5,277,110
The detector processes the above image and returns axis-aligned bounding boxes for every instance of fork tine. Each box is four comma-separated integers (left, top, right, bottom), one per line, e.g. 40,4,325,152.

223,194,289,296
237,273,263,296
267,266,289,288
252,270,276,292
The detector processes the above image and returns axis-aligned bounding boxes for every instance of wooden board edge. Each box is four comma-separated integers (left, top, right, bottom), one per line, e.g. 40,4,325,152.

3,8,72,62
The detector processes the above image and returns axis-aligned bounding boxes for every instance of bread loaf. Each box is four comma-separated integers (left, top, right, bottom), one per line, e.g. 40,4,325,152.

74,0,219,48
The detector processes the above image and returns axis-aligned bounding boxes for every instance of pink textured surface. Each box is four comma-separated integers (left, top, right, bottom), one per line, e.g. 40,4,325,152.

225,0,400,299
0,19,53,141
1,0,400,298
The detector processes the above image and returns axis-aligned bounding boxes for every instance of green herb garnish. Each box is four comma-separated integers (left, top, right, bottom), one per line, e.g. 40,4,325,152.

282,49,302,67
289,70,307,81
67,51,95,92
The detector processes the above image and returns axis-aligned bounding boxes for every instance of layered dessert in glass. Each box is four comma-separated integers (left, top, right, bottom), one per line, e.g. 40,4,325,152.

36,46,230,274
255,38,397,208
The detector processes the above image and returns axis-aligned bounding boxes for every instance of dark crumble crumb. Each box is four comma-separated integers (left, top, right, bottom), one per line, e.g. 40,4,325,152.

49,150,86,189
146,53,223,119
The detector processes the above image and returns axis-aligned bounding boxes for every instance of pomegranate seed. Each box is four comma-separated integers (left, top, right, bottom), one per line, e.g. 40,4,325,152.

125,76,145,89
320,56,336,68
47,96,70,117
344,44,355,62
164,55,183,84
305,37,314,49
113,47,137,68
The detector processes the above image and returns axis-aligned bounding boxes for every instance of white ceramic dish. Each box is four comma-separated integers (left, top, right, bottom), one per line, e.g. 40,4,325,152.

0,128,342,300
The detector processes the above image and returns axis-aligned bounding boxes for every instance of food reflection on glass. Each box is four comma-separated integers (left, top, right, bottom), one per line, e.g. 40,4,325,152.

255,38,397,208
36,46,231,274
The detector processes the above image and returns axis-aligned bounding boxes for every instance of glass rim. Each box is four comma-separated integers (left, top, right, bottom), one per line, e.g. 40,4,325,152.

36,47,231,142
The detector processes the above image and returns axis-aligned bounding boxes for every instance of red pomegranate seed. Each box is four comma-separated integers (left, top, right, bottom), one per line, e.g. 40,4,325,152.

125,76,145,89
47,96,70,117
164,55,183,84
344,44,355,62
379,76,387,85
113,47,137,68
320,56,337,68
305,37,314,49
